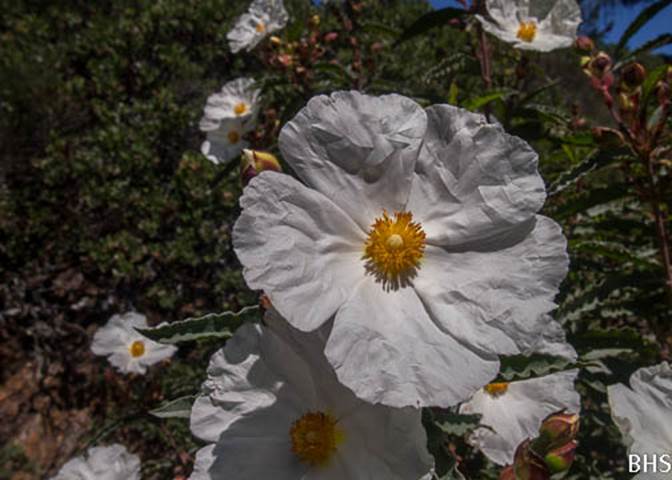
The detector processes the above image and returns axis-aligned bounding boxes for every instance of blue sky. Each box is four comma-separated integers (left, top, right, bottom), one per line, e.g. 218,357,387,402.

430,0,672,55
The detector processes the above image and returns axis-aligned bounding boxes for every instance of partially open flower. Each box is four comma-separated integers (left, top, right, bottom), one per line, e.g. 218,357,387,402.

621,62,646,90
240,149,282,185
476,0,582,52
91,312,177,375
51,444,140,480
587,52,612,79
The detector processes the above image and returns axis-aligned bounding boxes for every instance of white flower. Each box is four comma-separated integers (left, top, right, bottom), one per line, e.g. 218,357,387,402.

233,91,569,408
476,0,582,52
51,444,140,480
189,309,434,480
227,0,288,54
459,370,580,466
199,78,260,165
608,362,672,479
91,312,177,375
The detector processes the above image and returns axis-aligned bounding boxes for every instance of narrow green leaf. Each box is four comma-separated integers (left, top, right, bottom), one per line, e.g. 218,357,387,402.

138,306,259,344
434,411,483,437
149,395,196,419
550,185,629,220
463,90,511,111
360,21,400,37
395,7,466,45
519,79,561,106
498,353,573,381
548,149,626,196
569,327,654,353
615,0,672,58
642,64,669,102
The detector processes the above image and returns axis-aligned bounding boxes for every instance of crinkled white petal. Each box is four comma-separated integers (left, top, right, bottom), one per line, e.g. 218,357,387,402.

51,444,141,480
189,314,433,479
325,276,500,408
407,105,545,246
227,0,288,53
460,370,580,466
608,363,672,462
90,312,176,375
523,314,577,361
233,171,366,331
279,90,427,230
412,216,568,358
200,117,252,165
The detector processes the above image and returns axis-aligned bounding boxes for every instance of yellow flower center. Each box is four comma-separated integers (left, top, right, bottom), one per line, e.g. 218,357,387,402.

129,340,145,358
233,102,248,116
256,22,266,33
363,211,426,289
484,382,509,398
516,21,537,43
227,130,241,144
290,412,344,467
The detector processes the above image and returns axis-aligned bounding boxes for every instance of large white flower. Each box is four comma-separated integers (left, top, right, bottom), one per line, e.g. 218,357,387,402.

51,444,140,480
189,309,434,480
459,370,580,466
91,312,177,374
476,0,582,52
227,0,289,54
608,362,672,479
233,91,569,408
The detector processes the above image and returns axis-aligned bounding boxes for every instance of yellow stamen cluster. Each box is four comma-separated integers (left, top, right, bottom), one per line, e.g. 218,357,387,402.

129,340,145,358
290,412,343,466
233,102,249,116
227,130,241,144
363,211,426,289
484,382,510,398
516,21,537,43
255,22,266,33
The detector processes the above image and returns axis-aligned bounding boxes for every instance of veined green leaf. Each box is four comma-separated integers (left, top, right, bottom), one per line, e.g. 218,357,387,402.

548,149,627,197
395,7,466,45
615,0,672,58
137,306,259,344
434,411,483,437
149,395,196,419
498,353,573,381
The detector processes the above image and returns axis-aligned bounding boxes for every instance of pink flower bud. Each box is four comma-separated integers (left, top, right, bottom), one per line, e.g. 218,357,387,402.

575,36,594,52
513,440,551,480
537,412,580,451
544,440,578,474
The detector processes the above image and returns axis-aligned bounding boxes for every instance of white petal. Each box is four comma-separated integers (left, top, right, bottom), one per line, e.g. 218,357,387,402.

279,91,427,230
413,215,568,357
52,444,140,480
325,276,499,408
538,0,581,41
138,342,177,366
408,105,545,246
608,363,672,455
233,171,366,331
524,314,577,361
460,370,580,465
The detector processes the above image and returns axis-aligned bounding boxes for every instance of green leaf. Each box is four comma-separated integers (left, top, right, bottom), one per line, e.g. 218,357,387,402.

548,149,627,196
550,184,629,220
137,306,259,344
434,411,483,437
360,21,400,37
149,395,196,419
395,7,466,45
569,327,654,353
463,90,512,111
642,64,669,102
615,0,672,59
498,354,573,381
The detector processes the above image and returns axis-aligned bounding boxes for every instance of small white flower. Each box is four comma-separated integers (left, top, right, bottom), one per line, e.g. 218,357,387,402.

476,0,582,52
51,444,140,480
189,309,434,480
227,0,289,54
608,362,672,479
91,312,177,375
459,370,580,466
200,117,254,165
233,91,570,408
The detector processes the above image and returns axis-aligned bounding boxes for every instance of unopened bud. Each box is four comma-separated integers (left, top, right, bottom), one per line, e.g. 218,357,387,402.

499,465,515,480
241,149,282,185
544,440,578,474
309,14,320,28
592,126,625,149
621,62,646,89
536,412,580,452
575,36,594,52
270,36,282,47
588,52,612,79
514,440,551,480
324,31,339,43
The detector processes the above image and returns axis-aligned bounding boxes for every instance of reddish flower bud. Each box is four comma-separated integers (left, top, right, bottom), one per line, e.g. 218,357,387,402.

537,412,580,452
544,440,578,474
588,52,612,79
240,149,282,186
575,36,594,52
499,465,516,480
621,62,646,89
324,32,339,43
514,440,551,480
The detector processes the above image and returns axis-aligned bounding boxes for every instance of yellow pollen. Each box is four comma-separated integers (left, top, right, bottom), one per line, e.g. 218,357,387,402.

363,211,426,289
233,102,248,116
129,340,145,358
484,382,510,398
290,412,343,466
227,130,241,144
256,22,266,33
516,21,537,43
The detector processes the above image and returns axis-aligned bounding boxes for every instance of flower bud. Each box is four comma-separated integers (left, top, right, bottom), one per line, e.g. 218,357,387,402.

240,149,282,186
499,465,515,480
591,126,625,149
575,36,594,52
537,412,580,451
309,14,320,28
621,62,646,89
514,440,551,480
588,52,612,79
324,32,339,43
270,36,282,47
544,440,577,474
